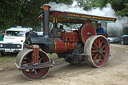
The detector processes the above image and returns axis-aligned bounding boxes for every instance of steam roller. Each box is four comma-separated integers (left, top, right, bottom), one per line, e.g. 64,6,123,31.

15,4,116,80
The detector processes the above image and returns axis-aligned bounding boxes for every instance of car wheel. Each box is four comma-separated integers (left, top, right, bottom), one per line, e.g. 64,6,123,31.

0,52,4,57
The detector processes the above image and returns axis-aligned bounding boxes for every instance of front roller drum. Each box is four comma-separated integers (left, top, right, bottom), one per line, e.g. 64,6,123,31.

84,35,109,67
16,48,50,80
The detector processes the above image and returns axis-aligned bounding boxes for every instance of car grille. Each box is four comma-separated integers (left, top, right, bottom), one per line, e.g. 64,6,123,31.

0,44,21,48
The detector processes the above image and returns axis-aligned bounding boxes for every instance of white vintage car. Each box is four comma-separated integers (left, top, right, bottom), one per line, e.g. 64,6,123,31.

0,26,32,56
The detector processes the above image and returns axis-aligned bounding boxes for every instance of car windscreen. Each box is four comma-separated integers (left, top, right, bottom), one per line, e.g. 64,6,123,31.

122,35,128,38
6,31,25,37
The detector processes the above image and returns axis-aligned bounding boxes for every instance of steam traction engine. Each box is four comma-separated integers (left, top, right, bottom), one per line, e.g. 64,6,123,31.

15,5,116,80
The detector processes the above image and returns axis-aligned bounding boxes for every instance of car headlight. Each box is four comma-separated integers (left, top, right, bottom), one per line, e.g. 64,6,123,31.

0,44,3,47
107,39,110,41
107,38,112,41
109,38,113,40
17,44,21,48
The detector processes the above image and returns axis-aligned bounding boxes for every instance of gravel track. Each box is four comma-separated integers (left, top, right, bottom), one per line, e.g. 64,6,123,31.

0,44,128,85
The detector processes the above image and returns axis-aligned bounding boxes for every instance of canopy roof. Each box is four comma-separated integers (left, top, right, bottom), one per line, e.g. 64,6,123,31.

39,11,117,23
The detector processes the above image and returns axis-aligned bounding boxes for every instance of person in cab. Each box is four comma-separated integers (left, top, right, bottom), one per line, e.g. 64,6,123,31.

96,23,106,35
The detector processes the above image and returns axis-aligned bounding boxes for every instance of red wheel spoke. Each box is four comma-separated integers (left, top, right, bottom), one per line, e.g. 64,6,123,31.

26,57,31,61
91,50,97,53
39,57,45,63
95,39,100,47
92,46,96,50
93,54,98,60
101,53,105,59
94,42,98,47
96,39,98,44
29,69,33,74
101,46,105,50
92,52,95,56
34,69,38,75
98,55,103,62
99,41,103,48
98,39,101,48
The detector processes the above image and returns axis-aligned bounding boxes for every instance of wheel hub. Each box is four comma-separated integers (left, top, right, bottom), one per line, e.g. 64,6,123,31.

97,48,103,55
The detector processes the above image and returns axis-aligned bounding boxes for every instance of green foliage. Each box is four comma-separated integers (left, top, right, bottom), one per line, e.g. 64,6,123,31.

110,0,126,11
112,0,128,16
53,0,72,5
77,0,93,10
76,0,128,16
0,0,72,30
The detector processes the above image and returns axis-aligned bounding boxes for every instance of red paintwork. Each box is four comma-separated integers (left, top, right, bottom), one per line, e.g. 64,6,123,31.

62,32,80,43
54,39,77,53
102,34,108,38
81,23,96,43
26,45,39,64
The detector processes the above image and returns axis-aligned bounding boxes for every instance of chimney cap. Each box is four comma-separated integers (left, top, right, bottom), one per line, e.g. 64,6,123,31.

41,4,51,10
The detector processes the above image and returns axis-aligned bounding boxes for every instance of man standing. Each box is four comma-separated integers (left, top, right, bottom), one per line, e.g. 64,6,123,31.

96,23,106,34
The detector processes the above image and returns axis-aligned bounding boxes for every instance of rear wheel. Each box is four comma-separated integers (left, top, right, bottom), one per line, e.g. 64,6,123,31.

84,35,109,67
21,51,50,80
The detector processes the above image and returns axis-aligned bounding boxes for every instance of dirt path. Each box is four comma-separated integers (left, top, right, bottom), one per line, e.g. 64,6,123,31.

0,44,128,85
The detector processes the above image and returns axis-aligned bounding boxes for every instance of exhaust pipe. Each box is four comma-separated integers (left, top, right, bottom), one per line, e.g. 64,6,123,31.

41,5,51,37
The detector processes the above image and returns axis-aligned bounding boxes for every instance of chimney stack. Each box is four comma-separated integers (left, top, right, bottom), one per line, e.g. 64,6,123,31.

41,5,51,37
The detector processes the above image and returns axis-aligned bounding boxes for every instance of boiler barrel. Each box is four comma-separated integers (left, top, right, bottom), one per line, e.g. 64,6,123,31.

53,39,77,53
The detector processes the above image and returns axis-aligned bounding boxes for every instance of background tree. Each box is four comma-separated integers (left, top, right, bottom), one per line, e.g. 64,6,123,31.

76,0,128,16
110,0,128,16
0,0,72,30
